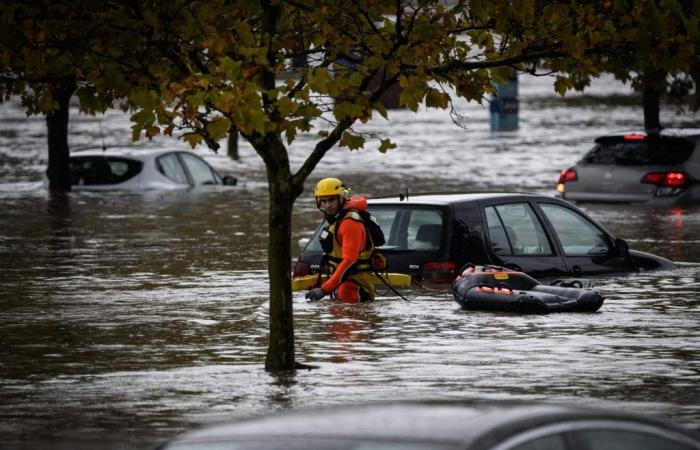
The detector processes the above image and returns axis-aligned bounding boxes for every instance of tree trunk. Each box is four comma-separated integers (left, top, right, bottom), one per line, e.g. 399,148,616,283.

642,70,665,136
227,125,239,160
45,82,76,192
264,176,297,372
643,86,661,135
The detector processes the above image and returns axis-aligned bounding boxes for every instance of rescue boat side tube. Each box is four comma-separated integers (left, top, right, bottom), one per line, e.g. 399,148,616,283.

451,264,604,313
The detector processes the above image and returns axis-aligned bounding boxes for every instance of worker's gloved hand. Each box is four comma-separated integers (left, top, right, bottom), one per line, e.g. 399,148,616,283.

305,287,327,301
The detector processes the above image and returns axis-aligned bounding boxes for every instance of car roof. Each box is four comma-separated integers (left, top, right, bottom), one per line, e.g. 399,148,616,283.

594,129,700,142
69,147,194,160
367,192,551,206
164,400,697,448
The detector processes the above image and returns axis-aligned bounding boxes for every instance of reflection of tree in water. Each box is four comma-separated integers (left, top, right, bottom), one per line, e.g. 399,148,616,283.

265,371,298,409
47,191,75,259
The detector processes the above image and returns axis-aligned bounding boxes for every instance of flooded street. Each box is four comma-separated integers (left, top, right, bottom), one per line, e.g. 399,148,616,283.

1,74,700,449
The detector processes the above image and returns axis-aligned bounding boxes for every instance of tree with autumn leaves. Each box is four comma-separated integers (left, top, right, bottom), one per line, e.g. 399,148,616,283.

2,1,699,371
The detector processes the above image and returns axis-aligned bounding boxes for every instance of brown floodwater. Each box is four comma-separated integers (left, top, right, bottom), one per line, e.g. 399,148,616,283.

1,74,699,449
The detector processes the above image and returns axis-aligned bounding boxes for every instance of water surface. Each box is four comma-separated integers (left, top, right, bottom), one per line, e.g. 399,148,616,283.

1,74,699,449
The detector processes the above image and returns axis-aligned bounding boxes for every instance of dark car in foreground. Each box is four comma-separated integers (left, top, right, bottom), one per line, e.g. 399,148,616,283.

557,131,700,204
43,148,237,191
159,400,700,450
293,193,676,283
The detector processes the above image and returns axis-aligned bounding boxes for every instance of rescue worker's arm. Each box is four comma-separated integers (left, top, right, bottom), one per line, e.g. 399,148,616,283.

321,219,366,293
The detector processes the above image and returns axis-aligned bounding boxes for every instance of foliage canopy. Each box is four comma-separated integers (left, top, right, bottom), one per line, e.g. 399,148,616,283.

2,0,698,370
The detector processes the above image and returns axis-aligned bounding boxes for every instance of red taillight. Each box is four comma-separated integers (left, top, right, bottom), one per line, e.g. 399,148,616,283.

624,133,646,141
641,171,687,188
422,261,456,283
292,261,311,277
557,168,578,184
665,172,687,187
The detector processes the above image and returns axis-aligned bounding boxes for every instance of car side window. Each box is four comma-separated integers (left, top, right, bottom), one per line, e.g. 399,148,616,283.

405,209,443,250
71,157,143,185
370,208,401,247
157,153,189,184
180,153,217,185
540,204,610,257
571,429,696,450
485,204,552,256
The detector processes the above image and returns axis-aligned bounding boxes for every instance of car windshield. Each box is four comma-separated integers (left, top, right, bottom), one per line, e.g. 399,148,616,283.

304,205,445,252
70,157,142,185
582,137,694,165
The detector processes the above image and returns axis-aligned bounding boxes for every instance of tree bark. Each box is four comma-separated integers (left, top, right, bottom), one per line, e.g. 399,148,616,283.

227,125,239,160
643,86,661,135
45,82,76,192
264,165,298,372
642,70,664,135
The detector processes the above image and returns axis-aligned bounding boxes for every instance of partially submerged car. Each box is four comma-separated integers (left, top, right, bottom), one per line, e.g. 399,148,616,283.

557,130,700,204
159,400,700,450
51,148,237,190
293,193,676,283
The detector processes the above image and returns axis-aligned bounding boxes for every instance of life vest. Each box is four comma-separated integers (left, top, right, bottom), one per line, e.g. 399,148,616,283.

320,209,385,298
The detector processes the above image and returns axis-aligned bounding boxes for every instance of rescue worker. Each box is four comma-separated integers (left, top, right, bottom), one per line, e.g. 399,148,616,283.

305,177,379,304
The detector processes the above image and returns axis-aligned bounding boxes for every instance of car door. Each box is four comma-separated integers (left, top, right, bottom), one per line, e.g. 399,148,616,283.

535,201,631,275
480,200,568,278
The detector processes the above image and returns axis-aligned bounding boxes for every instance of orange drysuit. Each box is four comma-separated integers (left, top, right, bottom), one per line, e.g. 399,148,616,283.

321,195,374,303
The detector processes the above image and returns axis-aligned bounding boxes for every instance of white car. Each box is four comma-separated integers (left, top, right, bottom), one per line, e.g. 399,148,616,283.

55,148,237,191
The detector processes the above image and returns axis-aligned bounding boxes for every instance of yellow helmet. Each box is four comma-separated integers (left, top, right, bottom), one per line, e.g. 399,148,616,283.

314,177,351,198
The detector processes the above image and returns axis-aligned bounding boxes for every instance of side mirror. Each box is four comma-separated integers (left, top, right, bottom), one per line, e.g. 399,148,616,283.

615,238,629,257
222,175,238,186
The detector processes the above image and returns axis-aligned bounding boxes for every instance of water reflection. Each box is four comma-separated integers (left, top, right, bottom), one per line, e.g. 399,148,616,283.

325,303,374,363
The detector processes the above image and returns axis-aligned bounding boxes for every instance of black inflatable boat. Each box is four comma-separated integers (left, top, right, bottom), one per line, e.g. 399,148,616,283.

451,264,604,313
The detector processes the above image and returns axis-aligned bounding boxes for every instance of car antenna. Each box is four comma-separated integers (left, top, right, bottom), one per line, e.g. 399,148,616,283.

399,188,409,201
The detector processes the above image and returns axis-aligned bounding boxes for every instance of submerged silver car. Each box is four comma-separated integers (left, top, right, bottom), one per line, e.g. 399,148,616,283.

557,131,700,204
159,400,700,450
48,147,237,191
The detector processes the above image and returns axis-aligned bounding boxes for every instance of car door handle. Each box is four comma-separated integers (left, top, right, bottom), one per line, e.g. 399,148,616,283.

572,265,582,274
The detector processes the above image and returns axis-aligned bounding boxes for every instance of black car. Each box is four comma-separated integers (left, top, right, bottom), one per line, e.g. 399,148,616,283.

293,193,675,283
159,400,700,450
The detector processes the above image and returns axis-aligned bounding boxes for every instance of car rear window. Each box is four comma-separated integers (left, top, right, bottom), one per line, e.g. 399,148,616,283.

582,136,694,165
70,157,142,185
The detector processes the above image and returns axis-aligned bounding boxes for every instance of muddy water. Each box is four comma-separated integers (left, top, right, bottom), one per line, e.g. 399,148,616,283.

1,74,699,449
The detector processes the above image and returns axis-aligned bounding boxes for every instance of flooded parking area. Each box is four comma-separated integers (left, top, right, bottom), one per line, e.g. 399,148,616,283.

1,74,699,449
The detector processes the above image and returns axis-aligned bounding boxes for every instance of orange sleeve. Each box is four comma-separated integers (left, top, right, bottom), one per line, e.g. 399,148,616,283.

322,219,367,293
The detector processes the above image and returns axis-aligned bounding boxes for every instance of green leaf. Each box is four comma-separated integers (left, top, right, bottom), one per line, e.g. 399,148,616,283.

182,133,203,148
219,56,242,80
378,138,397,153
206,116,232,140
340,132,365,150
425,88,449,109
307,67,331,94
554,77,571,96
